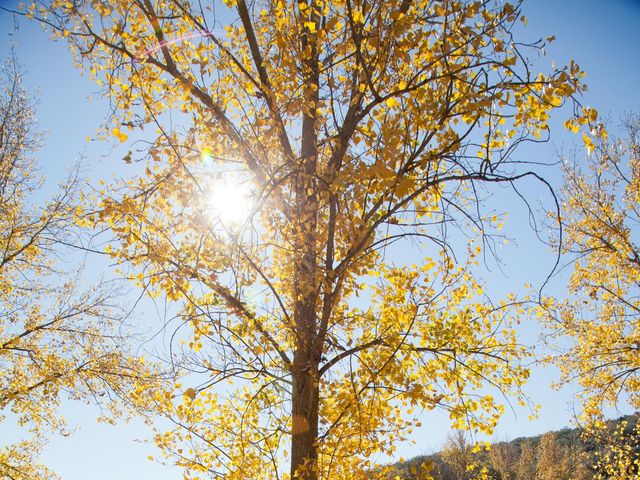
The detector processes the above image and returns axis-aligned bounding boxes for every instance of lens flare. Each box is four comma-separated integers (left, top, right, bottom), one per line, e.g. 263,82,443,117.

201,147,214,164
205,174,253,226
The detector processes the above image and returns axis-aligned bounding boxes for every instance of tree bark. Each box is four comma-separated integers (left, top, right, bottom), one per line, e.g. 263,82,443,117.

291,2,322,478
290,363,320,480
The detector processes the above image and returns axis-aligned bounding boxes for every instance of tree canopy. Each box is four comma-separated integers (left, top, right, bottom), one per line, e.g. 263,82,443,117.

22,0,604,479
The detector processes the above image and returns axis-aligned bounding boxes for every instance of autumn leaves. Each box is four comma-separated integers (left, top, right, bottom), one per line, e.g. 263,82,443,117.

4,0,637,479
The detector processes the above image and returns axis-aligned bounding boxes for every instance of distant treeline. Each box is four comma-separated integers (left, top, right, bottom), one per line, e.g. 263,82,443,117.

385,414,639,480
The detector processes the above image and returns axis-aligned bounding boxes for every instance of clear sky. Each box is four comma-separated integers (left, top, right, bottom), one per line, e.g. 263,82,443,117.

1,1,639,479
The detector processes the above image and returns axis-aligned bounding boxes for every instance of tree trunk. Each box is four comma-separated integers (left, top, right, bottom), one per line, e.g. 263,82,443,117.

292,2,321,477
290,363,320,480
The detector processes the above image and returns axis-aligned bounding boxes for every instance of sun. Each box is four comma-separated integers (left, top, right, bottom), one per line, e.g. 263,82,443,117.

205,174,253,226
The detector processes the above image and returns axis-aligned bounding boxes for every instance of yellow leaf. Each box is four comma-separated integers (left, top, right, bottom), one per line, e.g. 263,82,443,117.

549,96,562,107
386,97,399,108
112,127,128,143
582,133,595,155
352,9,364,24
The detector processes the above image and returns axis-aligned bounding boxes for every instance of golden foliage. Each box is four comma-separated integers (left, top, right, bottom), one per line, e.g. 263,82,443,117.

543,115,640,420
541,115,640,479
26,0,591,478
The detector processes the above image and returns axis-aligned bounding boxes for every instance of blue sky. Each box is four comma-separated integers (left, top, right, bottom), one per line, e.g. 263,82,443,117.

1,1,639,478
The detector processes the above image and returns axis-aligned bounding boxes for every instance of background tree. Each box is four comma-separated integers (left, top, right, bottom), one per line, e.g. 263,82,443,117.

440,430,473,480
534,433,563,480
26,0,597,479
515,440,535,480
542,114,640,477
568,446,592,480
488,442,515,480
547,113,639,420
0,53,154,480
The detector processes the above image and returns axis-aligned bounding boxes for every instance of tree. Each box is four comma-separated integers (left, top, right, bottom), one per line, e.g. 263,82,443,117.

535,432,587,480
535,433,564,480
515,440,535,480
27,0,594,478
546,114,639,420
541,115,640,477
440,431,474,480
0,54,153,479
568,446,592,480
488,442,515,480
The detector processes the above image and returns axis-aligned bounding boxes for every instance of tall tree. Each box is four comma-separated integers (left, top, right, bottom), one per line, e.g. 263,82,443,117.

568,446,592,480
546,114,639,420
515,440,536,480
535,433,563,480
0,54,153,480
27,1,595,478
542,115,640,477
440,430,473,480
489,442,515,480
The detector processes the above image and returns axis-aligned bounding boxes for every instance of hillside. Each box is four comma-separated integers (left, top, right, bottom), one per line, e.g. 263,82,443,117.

385,414,639,480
